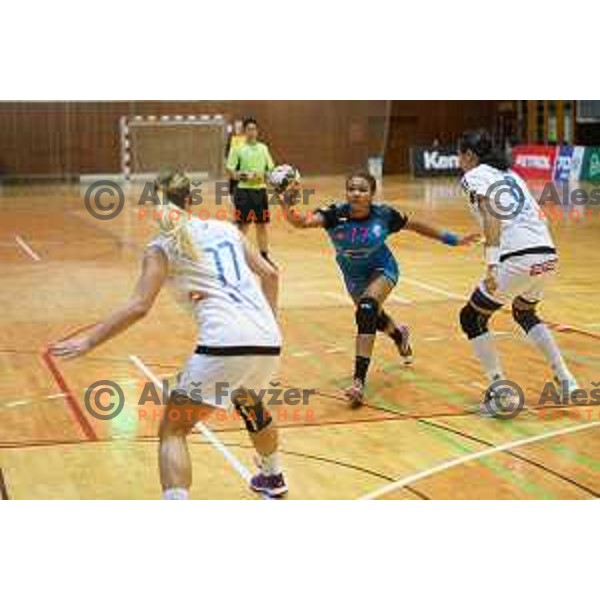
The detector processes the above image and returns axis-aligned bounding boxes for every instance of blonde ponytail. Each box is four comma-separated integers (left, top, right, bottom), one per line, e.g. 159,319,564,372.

155,169,200,262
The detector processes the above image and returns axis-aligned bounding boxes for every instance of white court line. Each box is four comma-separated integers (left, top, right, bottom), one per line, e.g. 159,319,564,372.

325,347,346,354
15,235,41,261
387,294,412,305
129,354,254,485
358,419,600,500
402,277,464,301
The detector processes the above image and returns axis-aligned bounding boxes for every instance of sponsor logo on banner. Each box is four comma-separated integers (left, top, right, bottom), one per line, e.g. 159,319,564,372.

511,145,557,180
570,146,585,181
411,146,460,177
553,146,573,181
581,147,600,182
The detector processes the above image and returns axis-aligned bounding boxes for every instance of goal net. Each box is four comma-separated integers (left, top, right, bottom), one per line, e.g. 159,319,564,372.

121,115,226,180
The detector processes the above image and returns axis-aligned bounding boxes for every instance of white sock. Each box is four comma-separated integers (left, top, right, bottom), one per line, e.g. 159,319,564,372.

527,324,573,381
260,452,282,476
162,487,189,500
471,333,504,384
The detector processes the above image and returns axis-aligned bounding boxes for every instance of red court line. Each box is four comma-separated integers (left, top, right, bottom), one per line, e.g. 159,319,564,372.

41,351,98,442
547,321,600,341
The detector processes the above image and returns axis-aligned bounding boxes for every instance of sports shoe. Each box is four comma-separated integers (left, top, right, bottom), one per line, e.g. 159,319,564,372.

479,387,519,418
344,379,365,408
394,324,414,365
249,471,288,498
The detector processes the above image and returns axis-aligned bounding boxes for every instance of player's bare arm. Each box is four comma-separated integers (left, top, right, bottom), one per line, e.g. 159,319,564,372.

49,248,168,359
242,235,279,315
404,218,480,246
476,193,502,293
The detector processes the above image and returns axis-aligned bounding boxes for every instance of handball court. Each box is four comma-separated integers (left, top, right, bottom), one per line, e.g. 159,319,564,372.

1,176,600,499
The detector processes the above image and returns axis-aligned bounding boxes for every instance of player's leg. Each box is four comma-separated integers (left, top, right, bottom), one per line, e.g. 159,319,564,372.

255,223,270,259
158,392,218,499
459,287,507,415
377,310,413,364
232,388,287,497
233,188,252,236
373,258,412,363
254,189,274,265
460,287,505,384
511,261,577,393
345,274,396,407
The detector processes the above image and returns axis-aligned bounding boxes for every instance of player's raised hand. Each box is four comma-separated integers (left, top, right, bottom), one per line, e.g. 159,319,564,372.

457,232,482,246
49,336,93,360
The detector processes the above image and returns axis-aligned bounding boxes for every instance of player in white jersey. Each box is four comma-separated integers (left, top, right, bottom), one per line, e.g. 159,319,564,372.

458,130,577,417
50,169,287,498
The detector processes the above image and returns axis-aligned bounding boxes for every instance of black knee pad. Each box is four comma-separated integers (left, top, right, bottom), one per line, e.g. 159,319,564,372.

356,296,379,334
459,289,503,340
512,298,541,333
459,303,491,340
376,310,391,332
233,397,272,433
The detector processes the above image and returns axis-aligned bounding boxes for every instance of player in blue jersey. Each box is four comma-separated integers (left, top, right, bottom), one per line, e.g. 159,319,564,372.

279,171,478,406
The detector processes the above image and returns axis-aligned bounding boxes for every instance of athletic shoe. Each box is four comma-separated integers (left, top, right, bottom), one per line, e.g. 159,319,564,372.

249,471,288,498
478,387,519,418
394,324,414,365
344,379,365,408
554,376,580,401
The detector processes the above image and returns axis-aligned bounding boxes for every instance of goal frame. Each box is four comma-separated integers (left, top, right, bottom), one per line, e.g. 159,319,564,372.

119,114,227,181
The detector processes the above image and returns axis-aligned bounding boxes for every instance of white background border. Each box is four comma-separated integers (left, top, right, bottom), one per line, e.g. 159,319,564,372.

1,1,598,599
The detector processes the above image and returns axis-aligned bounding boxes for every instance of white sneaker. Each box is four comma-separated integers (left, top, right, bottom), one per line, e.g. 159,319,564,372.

479,388,520,419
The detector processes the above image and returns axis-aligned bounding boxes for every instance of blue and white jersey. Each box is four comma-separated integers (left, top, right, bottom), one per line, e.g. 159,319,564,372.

316,201,408,279
147,219,281,348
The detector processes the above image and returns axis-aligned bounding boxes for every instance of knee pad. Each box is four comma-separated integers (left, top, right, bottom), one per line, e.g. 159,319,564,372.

460,303,491,340
376,310,391,332
356,296,379,334
459,289,503,340
233,397,272,433
512,298,541,333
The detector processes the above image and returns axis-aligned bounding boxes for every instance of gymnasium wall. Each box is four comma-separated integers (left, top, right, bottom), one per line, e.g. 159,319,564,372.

0,100,503,179
0,101,388,179
383,100,501,173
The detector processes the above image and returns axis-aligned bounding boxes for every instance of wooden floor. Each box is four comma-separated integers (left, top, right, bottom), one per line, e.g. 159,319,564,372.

1,175,600,499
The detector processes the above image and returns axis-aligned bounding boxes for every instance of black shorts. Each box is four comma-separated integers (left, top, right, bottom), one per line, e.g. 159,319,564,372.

229,179,238,196
233,188,270,223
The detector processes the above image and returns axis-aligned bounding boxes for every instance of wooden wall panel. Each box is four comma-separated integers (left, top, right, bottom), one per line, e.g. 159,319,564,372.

0,100,505,178
0,101,387,178
384,100,499,173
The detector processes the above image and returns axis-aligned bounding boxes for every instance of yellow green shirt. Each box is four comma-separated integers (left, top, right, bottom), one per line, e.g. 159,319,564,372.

226,141,274,189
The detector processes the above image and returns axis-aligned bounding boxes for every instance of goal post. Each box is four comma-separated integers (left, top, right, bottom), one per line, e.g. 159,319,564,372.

120,115,227,181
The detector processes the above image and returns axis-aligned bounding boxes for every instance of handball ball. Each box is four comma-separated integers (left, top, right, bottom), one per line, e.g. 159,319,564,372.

269,164,301,193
